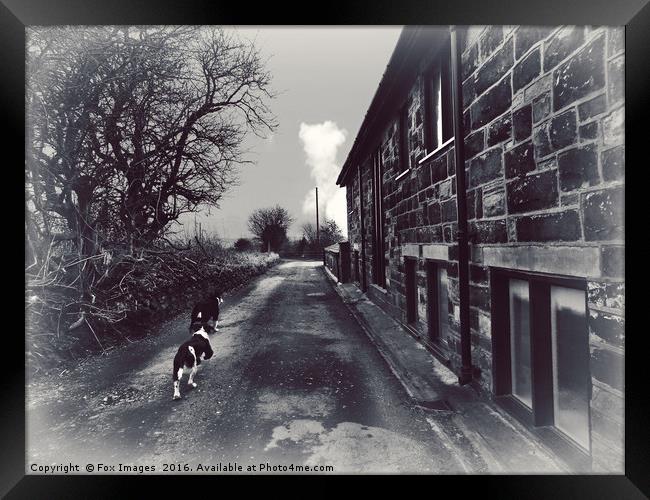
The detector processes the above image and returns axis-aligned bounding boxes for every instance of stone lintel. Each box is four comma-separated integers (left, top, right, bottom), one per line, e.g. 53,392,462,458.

402,244,419,258
422,244,450,261
482,245,601,278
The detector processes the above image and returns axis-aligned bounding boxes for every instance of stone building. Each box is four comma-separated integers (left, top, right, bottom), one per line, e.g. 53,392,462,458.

335,26,624,471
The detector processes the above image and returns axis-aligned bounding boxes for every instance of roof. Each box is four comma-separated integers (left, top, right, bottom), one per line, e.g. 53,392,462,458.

336,26,450,186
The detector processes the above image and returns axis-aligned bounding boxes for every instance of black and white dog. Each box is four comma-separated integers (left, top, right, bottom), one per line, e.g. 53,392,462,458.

189,294,224,332
172,322,214,400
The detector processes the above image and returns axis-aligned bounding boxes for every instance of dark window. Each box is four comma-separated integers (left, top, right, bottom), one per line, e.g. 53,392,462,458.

426,260,450,343
372,147,386,287
398,103,410,172
492,270,591,453
424,40,454,153
405,258,417,324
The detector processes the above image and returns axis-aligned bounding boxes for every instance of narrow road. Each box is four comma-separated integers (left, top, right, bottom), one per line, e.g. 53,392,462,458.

28,260,467,473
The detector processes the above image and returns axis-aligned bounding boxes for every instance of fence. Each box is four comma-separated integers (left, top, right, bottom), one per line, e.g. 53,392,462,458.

323,242,351,283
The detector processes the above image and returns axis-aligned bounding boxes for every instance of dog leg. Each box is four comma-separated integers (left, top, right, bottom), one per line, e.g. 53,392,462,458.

214,319,219,332
187,346,198,388
173,368,183,400
188,364,198,388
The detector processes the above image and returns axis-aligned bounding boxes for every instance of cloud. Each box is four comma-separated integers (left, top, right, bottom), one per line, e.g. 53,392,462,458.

299,121,348,236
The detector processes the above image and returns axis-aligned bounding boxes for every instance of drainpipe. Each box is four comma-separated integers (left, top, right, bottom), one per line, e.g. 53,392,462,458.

450,26,473,385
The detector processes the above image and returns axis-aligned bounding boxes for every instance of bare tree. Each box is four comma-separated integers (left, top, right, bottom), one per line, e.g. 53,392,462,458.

301,219,344,249
247,206,293,252
26,26,276,299
301,222,318,245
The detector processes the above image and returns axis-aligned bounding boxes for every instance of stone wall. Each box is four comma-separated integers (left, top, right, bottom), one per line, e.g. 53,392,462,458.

461,25,624,471
342,25,624,471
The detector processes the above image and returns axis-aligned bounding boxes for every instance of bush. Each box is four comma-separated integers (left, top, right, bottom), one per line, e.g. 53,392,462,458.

233,238,253,252
25,239,279,375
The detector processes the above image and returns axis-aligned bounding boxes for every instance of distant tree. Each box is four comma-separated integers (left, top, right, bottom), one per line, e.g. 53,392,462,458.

296,237,307,255
301,219,344,249
233,238,253,252
247,205,293,252
301,222,317,245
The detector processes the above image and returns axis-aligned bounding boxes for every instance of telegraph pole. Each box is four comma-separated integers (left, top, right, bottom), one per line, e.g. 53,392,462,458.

315,187,320,247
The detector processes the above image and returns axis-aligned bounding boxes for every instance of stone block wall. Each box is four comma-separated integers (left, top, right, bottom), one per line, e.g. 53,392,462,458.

342,25,624,471
461,25,624,471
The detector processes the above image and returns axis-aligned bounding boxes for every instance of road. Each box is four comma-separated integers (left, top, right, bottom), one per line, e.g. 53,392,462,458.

27,260,476,474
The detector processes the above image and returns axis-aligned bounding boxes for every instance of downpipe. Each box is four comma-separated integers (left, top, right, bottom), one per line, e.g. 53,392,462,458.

450,26,474,385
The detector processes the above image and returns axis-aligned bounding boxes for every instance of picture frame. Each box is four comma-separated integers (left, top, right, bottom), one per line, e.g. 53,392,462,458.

5,0,646,495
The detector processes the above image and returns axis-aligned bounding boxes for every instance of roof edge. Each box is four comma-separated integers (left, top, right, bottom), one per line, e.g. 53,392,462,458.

336,26,449,186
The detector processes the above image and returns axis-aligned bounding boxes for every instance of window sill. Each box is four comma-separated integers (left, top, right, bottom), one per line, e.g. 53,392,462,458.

495,395,593,471
418,137,455,165
368,283,388,295
398,319,453,367
394,169,411,182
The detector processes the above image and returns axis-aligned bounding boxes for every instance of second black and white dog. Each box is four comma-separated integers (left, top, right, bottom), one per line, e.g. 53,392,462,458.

172,322,214,400
189,294,224,332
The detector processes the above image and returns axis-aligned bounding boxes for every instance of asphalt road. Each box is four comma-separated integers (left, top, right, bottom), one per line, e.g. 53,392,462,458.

27,260,468,474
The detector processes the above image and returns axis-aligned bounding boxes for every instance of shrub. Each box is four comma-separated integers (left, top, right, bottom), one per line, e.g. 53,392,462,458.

233,238,253,252
25,239,279,374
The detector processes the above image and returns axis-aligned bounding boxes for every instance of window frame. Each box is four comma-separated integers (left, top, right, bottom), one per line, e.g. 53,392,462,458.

491,267,593,465
398,102,410,174
425,259,450,345
423,39,454,156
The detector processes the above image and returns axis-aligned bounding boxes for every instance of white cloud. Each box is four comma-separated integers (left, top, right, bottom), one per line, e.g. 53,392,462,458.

299,121,348,236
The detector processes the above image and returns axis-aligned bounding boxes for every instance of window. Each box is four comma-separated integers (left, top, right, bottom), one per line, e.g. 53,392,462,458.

509,279,532,408
424,40,453,153
550,286,591,450
492,270,591,454
405,258,417,324
426,260,450,343
398,103,410,173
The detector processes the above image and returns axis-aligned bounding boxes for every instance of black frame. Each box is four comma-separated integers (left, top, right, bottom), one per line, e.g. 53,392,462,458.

5,0,645,495
491,267,593,468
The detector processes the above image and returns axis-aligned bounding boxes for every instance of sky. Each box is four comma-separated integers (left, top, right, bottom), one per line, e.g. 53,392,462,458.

177,27,403,241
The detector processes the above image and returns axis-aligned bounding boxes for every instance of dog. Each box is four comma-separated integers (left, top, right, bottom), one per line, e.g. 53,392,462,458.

189,294,224,332
172,322,215,400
